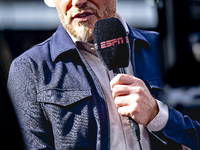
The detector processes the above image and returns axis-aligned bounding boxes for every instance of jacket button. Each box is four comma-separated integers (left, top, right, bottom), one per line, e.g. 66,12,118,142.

126,119,130,125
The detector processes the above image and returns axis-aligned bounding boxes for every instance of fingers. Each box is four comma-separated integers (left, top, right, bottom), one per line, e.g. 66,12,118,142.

114,94,139,108
117,104,139,122
110,74,143,91
112,84,142,98
112,84,130,98
117,105,135,118
110,74,159,125
110,74,135,89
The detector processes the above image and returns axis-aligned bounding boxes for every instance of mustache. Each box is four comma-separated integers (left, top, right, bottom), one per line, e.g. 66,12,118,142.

70,5,100,19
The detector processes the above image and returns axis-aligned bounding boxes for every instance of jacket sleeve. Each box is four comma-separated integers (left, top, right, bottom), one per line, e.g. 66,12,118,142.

153,106,200,150
7,57,54,150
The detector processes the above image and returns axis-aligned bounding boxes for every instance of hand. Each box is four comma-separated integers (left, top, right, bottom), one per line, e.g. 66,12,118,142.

110,74,159,126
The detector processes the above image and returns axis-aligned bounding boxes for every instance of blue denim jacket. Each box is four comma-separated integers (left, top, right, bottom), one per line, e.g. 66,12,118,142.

8,25,199,150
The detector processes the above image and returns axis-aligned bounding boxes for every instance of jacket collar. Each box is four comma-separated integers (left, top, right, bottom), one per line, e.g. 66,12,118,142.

50,23,151,62
50,25,77,62
128,24,151,48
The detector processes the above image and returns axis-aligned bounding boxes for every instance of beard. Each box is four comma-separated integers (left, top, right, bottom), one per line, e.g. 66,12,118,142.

68,20,94,43
58,5,116,42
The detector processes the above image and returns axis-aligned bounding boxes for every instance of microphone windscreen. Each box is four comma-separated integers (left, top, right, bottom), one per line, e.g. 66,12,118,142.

93,17,131,70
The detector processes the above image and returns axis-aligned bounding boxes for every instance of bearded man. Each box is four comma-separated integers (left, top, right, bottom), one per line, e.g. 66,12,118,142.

7,0,200,149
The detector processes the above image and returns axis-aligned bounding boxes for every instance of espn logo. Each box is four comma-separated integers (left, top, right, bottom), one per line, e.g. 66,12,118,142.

95,37,129,50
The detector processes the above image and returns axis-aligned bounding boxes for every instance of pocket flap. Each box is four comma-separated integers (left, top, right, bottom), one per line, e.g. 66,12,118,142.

37,89,92,106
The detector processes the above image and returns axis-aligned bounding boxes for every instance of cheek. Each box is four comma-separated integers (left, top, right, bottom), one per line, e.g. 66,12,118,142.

55,0,69,15
97,0,117,17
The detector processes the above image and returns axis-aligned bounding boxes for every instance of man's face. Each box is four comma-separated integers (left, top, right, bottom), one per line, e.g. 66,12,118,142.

53,0,117,42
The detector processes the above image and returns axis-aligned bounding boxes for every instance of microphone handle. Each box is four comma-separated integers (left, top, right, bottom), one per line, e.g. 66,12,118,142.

113,68,142,150
128,116,142,150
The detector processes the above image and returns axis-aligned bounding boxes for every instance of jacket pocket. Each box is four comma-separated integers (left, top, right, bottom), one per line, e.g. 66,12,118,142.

37,89,92,107
37,88,95,148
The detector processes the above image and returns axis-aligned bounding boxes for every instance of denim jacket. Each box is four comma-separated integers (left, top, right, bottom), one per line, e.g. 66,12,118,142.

8,25,198,150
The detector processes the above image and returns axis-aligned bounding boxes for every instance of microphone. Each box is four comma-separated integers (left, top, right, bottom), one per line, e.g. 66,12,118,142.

93,17,130,73
93,17,142,150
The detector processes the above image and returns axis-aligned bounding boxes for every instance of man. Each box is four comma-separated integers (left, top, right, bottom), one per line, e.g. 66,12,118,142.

7,0,200,149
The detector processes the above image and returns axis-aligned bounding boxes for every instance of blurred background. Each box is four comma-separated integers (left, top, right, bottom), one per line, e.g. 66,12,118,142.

0,0,200,149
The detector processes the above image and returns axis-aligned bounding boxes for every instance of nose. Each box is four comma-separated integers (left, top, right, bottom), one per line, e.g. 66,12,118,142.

72,0,88,7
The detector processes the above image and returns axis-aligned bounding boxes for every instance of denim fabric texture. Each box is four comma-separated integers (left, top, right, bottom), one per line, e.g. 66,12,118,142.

8,25,199,150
